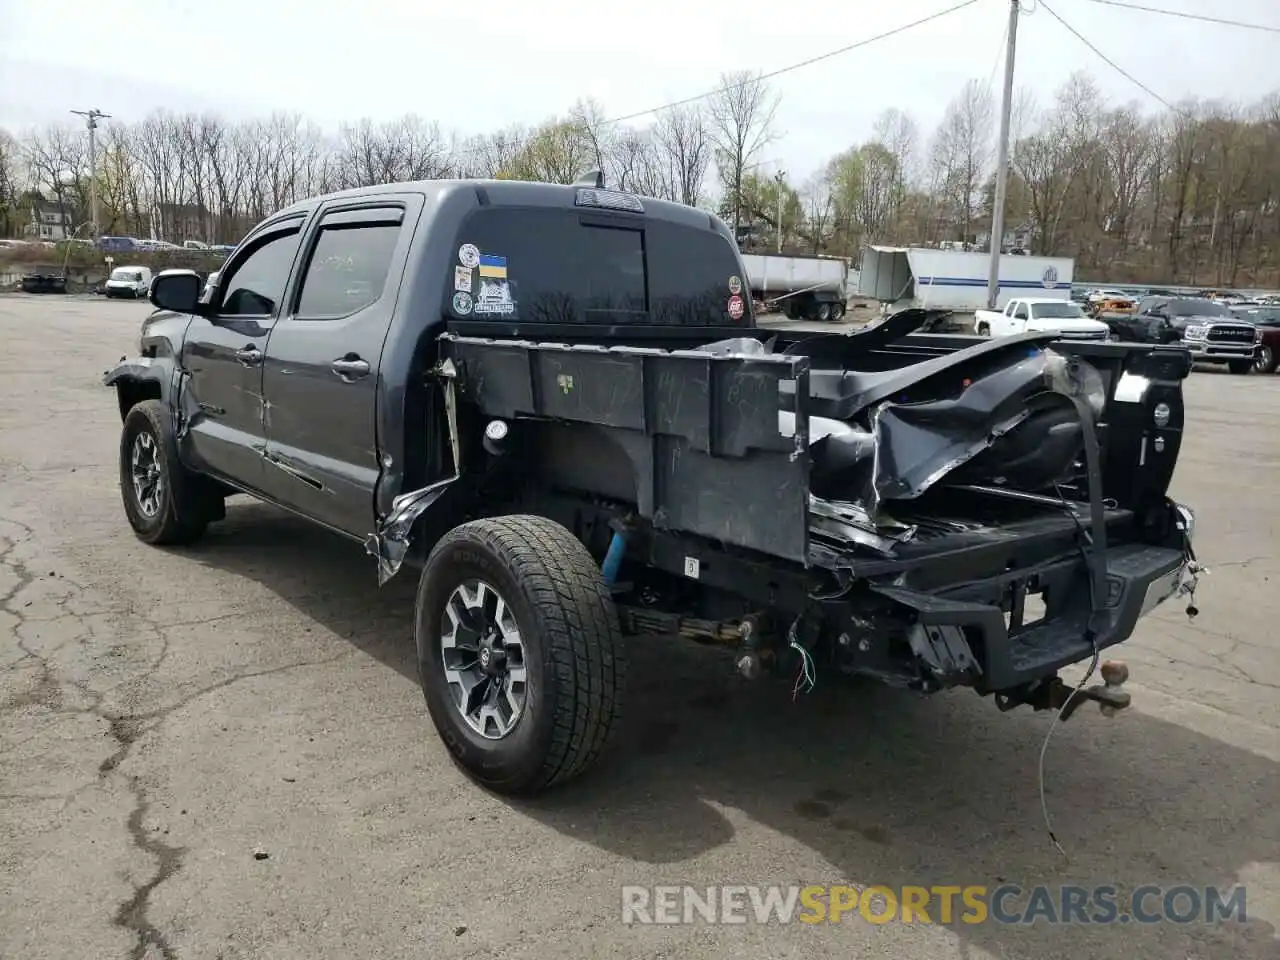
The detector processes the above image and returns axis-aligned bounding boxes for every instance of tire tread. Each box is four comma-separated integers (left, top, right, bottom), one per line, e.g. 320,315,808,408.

424,515,626,792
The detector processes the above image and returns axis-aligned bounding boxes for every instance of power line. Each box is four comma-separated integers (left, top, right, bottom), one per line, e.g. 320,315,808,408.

605,0,982,126
455,0,981,160
1038,0,1182,113
1081,0,1280,35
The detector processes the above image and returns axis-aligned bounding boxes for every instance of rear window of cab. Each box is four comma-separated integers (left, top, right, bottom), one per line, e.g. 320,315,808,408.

444,208,751,326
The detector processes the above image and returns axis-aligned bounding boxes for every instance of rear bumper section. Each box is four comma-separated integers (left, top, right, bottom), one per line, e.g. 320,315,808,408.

851,538,1190,693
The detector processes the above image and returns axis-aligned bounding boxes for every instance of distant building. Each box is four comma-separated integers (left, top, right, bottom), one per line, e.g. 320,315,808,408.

25,201,75,241
154,202,212,242
974,220,1034,254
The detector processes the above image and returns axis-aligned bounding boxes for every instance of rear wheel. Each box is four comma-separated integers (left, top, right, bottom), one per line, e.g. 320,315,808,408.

831,302,846,321
1228,359,1253,375
415,515,627,795
1255,345,1276,374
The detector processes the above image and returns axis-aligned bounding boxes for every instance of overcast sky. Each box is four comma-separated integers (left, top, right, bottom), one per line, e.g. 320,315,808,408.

2,0,1278,181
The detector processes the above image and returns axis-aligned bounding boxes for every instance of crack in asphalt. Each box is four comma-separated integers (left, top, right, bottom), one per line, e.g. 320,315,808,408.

2,520,354,959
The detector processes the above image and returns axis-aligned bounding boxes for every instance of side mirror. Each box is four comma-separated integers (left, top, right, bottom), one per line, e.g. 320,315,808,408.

149,269,204,313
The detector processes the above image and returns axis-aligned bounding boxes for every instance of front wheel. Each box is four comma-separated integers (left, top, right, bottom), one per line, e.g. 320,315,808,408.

1228,359,1253,375
1255,345,1276,374
977,322,991,337
415,515,627,795
119,400,216,544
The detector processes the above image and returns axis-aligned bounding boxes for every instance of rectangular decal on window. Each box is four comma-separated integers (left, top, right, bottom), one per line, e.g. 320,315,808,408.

477,254,507,279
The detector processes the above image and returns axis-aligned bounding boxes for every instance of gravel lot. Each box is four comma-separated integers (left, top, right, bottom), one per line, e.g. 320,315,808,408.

1,294,1277,960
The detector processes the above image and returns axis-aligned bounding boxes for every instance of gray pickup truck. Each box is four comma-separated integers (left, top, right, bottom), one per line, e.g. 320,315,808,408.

104,174,1201,794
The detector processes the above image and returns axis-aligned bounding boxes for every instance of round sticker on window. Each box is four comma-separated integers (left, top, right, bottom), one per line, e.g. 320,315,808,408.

458,244,480,269
452,291,474,315
727,295,744,320
728,275,742,295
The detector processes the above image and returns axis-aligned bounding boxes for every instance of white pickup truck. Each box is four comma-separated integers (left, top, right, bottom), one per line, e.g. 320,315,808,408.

974,297,1110,340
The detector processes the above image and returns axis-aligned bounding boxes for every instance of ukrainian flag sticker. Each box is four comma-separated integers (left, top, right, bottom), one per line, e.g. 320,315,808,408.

478,254,507,279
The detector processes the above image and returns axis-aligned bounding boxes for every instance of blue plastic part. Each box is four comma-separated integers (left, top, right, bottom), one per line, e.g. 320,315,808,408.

602,530,628,585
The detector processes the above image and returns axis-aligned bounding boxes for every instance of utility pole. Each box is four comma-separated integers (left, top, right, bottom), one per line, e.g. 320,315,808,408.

774,169,786,253
71,108,111,239
985,0,1019,310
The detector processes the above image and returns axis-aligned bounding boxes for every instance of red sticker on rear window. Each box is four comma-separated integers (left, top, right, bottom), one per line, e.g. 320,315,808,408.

727,295,744,320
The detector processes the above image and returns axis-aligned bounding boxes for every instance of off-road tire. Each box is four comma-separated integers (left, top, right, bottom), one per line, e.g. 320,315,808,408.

1255,345,1276,374
1227,359,1253,375
415,515,627,795
119,400,215,545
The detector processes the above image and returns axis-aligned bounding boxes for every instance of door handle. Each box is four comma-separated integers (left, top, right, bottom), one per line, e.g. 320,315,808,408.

235,345,262,366
331,355,370,382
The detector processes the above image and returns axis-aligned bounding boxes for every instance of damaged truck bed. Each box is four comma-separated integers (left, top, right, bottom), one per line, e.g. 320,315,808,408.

433,319,1198,697
104,174,1200,795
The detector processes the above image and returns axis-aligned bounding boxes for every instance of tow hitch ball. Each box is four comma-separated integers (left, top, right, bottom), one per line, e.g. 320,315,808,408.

1056,660,1131,720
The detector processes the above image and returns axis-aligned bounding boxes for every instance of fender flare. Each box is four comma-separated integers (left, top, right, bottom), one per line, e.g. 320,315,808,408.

103,356,179,422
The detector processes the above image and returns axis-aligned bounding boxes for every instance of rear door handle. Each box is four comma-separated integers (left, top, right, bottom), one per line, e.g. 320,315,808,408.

331,355,370,381
235,345,262,366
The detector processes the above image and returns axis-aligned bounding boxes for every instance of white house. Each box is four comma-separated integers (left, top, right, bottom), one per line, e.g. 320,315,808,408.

25,202,75,241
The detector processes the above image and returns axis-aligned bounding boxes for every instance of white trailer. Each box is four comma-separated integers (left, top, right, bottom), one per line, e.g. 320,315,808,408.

858,246,1074,313
740,252,852,321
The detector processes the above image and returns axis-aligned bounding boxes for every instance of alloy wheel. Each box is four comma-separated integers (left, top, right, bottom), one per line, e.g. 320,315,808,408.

439,580,528,739
130,431,164,518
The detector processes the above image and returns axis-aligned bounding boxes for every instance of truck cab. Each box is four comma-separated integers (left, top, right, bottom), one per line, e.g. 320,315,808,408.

974,297,1110,340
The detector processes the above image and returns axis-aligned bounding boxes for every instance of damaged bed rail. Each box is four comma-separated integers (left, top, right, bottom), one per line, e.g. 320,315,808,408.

437,333,815,564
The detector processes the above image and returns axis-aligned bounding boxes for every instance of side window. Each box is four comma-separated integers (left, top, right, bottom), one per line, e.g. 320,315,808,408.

1014,303,1029,320
218,228,302,317
295,216,402,319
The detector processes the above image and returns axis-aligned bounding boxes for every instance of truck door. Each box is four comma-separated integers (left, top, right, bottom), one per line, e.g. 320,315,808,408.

259,200,418,538
178,216,306,492
1009,301,1029,335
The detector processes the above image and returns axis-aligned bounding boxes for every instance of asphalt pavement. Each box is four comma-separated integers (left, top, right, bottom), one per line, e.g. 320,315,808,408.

1,295,1277,960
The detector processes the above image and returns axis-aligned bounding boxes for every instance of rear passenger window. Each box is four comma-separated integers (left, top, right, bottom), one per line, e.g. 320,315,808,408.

296,220,401,318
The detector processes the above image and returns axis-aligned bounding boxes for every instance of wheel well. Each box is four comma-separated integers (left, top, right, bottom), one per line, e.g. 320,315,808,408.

115,377,162,421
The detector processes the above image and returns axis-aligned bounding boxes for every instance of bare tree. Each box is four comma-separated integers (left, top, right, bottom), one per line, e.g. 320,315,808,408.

854,142,901,243
652,105,712,207
706,70,779,233
23,123,88,235
0,128,24,237
97,123,143,235
930,79,994,242
799,173,834,253
872,107,919,187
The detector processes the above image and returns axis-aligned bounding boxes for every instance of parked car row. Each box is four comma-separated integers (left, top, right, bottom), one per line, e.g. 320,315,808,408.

96,235,236,255
977,295,1276,376
1097,297,1275,375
